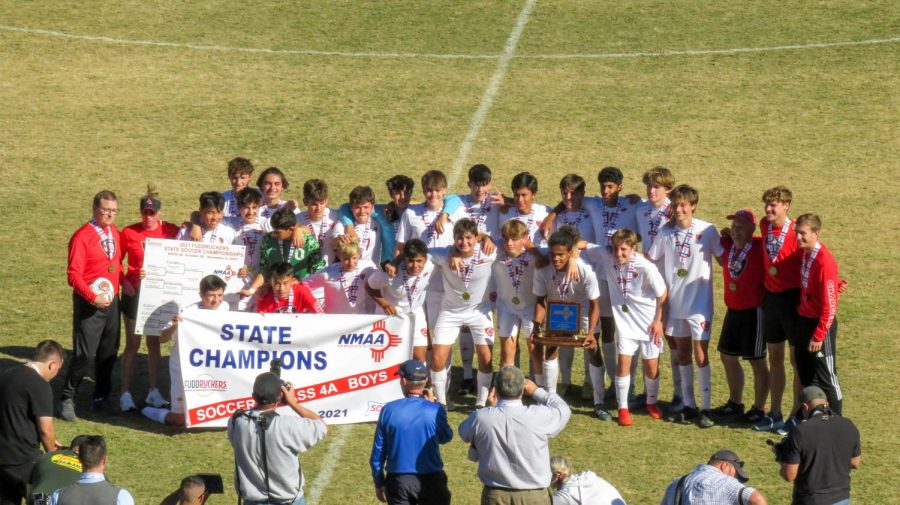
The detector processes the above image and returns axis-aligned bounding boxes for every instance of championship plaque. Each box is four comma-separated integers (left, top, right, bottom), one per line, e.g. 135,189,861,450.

535,301,586,347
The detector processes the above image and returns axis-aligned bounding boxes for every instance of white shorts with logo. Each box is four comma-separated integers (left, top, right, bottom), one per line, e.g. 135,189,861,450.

618,336,664,359
497,308,534,339
666,316,712,342
434,307,495,346
409,307,429,347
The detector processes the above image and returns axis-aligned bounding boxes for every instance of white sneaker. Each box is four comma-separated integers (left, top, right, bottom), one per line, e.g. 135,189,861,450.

120,392,136,412
145,389,170,408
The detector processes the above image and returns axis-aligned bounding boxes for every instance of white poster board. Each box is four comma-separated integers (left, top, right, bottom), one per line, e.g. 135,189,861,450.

135,238,245,335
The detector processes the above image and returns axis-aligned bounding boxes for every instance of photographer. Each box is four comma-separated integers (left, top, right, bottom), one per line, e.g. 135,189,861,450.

227,371,327,505
661,449,767,505
773,386,860,505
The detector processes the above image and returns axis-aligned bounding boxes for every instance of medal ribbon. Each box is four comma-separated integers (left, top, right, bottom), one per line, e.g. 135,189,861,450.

460,244,482,292
561,209,585,230
279,239,296,263
402,268,421,308
602,202,626,245
616,254,636,304
728,241,753,279
465,195,492,232
358,219,372,252
766,218,791,262
553,272,571,299
421,208,440,245
89,219,115,259
675,224,695,266
647,200,672,238
504,252,531,298
339,267,362,307
278,286,296,314
800,242,821,290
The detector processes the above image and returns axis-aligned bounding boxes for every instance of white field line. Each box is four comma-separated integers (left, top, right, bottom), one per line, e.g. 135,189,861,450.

447,0,537,188
1,24,897,62
305,424,351,504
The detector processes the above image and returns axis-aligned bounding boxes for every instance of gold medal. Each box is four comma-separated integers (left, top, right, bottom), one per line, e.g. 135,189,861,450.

621,305,629,313
729,282,737,292
462,291,471,301
769,266,778,276
108,264,115,273
676,268,688,277
512,296,521,305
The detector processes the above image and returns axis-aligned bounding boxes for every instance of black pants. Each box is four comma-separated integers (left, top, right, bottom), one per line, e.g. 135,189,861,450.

793,317,842,415
62,293,121,401
0,461,33,505
385,472,451,505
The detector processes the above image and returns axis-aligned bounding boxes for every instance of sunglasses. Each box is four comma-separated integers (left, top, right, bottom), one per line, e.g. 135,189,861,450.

142,209,158,217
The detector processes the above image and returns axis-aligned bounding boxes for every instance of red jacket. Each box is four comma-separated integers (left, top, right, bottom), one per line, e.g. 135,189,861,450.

797,242,840,342
256,283,324,314
760,218,802,292
721,236,765,310
68,222,123,302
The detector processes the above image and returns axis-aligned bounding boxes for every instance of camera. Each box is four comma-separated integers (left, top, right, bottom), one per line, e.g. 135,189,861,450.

31,493,50,505
766,438,787,462
269,359,292,391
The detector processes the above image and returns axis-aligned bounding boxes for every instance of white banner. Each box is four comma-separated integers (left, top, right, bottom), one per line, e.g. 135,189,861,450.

178,309,414,428
136,238,246,335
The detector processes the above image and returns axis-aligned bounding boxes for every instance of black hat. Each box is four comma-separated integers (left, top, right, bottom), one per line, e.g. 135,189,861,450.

253,372,282,405
396,359,428,381
140,195,161,213
711,449,750,483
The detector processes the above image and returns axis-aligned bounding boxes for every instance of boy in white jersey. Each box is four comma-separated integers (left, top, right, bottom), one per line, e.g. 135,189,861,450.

428,219,497,408
333,186,384,265
366,239,434,362
494,172,550,248
297,179,339,265
304,241,377,314
232,188,265,311
646,185,723,428
532,227,605,419
257,166,300,231
634,166,681,410
176,192,236,244
222,157,255,225
142,275,230,427
493,220,547,368
583,229,667,426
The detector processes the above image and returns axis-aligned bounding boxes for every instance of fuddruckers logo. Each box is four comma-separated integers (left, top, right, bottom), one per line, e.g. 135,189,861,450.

184,374,228,397
337,320,402,363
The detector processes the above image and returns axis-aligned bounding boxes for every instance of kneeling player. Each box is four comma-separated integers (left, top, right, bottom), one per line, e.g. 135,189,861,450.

142,275,230,426
255,262,324,314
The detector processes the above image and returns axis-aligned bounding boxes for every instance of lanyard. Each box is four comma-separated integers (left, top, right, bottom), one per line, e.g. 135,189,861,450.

89,220,115,259
766,218,791,262
801,242,821,289
728,241,753,279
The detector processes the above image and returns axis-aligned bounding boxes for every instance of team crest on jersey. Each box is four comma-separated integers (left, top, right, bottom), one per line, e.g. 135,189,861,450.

213,265,236,281
337,320,402,363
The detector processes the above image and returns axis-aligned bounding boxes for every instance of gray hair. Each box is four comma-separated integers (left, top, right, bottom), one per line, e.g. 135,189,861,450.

497,366,524,399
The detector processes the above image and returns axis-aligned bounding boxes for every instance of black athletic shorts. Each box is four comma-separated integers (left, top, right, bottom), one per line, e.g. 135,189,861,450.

718,307,765,360
120,293,138,321
762,288,800,344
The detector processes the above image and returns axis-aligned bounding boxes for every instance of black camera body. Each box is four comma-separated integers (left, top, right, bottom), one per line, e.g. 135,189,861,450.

269,359,292,391
31,493,51,505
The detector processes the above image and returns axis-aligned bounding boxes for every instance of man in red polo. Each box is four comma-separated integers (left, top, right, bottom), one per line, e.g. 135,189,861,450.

60,190,128,421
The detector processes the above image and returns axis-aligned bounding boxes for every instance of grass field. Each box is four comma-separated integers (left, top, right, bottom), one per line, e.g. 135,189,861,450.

1,1,898,503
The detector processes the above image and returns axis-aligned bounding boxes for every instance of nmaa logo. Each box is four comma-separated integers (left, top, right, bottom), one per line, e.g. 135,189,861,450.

213,265,235,281
337,320,402,363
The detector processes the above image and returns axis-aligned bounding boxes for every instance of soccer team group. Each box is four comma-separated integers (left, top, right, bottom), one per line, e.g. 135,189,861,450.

74,157,844,434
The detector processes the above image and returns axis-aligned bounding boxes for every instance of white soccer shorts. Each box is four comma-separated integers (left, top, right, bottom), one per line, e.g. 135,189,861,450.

666,316,712,342
617,335,663,359
497,308,534,339
433,308,495,346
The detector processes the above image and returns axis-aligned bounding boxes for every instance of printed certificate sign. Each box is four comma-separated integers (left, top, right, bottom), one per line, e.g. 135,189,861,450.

135,238,245,336
178,310,414,428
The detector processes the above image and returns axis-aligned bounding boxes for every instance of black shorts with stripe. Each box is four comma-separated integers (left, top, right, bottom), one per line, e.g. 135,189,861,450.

120,293,139,320
762,288,800,344
718,307,765,360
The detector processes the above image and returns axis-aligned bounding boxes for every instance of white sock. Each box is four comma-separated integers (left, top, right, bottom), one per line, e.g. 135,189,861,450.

670,351,682,397
476,371,492,406
543,359,559,391
615,375,630,410
698,365,712,411
460,332,474,379
583,350,591,384
645,375,660,405
534,374,545,387
589,364,606,406
679,364,696,408
431,369,448,405
141,406,169,424
559,347,574,385
602,341,617,384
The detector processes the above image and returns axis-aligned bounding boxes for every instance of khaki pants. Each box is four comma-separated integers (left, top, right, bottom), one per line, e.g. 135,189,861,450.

481,486,550,505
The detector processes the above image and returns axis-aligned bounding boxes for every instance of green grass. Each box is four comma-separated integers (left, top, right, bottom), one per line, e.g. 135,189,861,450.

1,1,898,503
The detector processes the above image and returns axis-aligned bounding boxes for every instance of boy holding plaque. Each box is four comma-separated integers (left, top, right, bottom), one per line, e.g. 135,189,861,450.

531,227,604,419
428,219,497,408
646,185,723,429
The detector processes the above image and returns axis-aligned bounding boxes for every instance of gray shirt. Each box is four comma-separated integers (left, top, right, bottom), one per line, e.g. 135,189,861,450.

227,410,327,502
660,465,755,505
459,388,571,490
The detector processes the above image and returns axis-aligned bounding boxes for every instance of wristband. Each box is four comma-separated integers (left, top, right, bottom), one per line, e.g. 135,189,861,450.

247,288,256,295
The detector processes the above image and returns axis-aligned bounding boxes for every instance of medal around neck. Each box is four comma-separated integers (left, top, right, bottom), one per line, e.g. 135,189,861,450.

676,267,689,277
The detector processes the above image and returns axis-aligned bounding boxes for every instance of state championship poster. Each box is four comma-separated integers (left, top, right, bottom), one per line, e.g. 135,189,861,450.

177,310,415,428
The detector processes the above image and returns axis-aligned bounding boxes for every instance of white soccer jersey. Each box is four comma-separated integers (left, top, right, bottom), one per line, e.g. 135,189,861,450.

585,246,667,341
297,208,340,264
222,189,240,220
397,203,457,296
635,198,672,253
454,194,501,236
584,196,639,247
495,204,550,247
554,207,596,244
646,218,723,320
233,224,266,283
533,260,600,323
332,218,383,264
430,245,497,313
303,260,377,314
492,250,540,317
175,222,236,245
169,301,230,413
366,260,434,313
